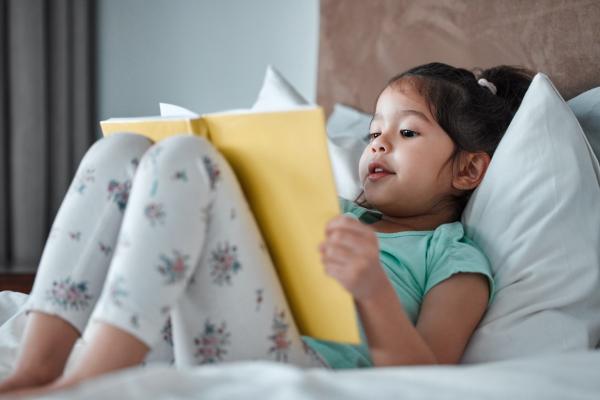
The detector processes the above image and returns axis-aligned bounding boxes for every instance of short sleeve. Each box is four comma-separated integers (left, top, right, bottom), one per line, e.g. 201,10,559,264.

337,196,372,221
338,196,354,213
425,222,495,306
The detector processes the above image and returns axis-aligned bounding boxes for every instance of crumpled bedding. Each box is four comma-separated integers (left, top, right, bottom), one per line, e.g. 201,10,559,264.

1,290,599,400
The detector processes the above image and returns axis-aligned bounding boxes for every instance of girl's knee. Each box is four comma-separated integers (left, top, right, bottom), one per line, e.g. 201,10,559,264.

85,133,154,166
142,135,216,166
139,135,222,192
162,134,214,157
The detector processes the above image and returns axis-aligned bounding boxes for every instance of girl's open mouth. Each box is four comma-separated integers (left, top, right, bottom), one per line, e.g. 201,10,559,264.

368,171,395,182
367,162,395,182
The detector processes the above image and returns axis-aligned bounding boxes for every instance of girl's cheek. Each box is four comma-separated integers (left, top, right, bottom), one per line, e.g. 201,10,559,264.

357,152,370,182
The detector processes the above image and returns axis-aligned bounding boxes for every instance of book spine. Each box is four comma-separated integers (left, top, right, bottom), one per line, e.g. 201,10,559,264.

191,118,209,139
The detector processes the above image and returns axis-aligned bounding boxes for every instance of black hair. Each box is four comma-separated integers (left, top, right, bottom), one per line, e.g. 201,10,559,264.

355,62,534,217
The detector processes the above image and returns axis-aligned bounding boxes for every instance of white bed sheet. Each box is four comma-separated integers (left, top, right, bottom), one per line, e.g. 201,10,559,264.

34,351,600,400
1,291,599,400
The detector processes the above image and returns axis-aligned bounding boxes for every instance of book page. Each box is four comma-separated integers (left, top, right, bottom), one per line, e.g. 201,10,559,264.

159,103,199,118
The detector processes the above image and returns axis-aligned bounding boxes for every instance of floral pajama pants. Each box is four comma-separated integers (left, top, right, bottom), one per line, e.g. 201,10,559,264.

26,132,328,369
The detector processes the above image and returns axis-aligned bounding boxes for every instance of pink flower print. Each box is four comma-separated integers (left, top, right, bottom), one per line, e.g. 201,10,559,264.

109,276,127,307
47,277,93,311
75,167,95,194
69,231,81,241
172,170,188,182
144,202,166,226
157,250,190,284
268,309,291,362
194,320,231,364
107,179,132,212
202,156,220,190
209,242,242,286
162,317,173,346
98,241,112,256
255,289,263,311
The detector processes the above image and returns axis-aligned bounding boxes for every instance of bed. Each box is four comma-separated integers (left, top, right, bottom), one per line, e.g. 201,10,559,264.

1,0,600,398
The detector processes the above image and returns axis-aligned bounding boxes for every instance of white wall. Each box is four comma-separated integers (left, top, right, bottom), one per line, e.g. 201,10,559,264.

97,0,319,120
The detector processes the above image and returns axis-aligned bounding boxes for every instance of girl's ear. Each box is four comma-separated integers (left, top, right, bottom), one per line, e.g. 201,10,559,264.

452,151,491,191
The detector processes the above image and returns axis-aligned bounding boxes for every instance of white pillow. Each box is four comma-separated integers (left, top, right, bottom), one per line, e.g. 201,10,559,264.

326,104,372,200
251,65,310,111
460,74,600,362
568,87,600,170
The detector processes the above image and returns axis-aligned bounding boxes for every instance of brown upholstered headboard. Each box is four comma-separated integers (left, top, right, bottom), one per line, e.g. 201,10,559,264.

317,0,600,116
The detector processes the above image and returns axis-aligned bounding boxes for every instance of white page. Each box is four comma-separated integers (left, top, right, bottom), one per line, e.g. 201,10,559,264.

159,103,200,118
206,104,317,116
102,115,193,123
159,102,315,118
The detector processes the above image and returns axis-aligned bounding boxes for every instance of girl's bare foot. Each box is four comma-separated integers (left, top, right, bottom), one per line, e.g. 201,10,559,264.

2,322,149,398
0,375,80,399
0,312,80,396
0,370,58,395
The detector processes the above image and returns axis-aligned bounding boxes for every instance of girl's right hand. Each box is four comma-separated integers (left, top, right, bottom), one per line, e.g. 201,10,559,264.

319,215,388,302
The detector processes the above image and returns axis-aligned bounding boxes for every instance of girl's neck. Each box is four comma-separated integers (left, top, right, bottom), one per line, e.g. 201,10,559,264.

370,207,459,233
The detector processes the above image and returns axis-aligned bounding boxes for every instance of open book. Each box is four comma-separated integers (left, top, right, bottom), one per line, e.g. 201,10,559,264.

100,103,360,344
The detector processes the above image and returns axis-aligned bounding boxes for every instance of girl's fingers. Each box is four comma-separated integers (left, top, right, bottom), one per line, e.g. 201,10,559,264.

325,227,376,253
322,259,345,279
325,216,370,236
320,243,353,264
323,233,361,255
327,222,372,243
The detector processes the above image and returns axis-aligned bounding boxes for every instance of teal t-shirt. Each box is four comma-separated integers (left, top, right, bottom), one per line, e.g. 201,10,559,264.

303,197,495,369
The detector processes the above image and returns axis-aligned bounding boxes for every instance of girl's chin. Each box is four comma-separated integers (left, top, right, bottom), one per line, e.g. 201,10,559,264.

361,191,383,207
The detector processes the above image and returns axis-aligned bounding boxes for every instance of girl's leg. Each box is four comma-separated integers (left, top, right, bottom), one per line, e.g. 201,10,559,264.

0,133,153,393
166,136,328,368
108,135,328,366
40,134,215,386
0,313,78,393
25,134,327,394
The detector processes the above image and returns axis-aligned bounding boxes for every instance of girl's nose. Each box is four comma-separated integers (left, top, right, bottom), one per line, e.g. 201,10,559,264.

370,136,389,153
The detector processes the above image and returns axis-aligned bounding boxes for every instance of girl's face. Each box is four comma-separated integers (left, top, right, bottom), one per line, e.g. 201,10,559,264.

358,82,458,218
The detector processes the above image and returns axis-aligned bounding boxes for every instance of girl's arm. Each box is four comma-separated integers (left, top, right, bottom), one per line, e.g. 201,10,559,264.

356,272,488,365
320,215,489,366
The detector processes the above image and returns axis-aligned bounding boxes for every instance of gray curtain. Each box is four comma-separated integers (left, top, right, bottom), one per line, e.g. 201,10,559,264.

0,0,96,272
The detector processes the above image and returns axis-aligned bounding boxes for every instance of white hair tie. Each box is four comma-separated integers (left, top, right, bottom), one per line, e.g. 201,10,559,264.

478,78,497,95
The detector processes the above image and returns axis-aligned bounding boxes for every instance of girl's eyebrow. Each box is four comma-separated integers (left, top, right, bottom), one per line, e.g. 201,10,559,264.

372,109,431,123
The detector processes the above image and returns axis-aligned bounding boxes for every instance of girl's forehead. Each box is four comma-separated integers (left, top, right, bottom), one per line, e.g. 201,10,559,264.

375,82,433,120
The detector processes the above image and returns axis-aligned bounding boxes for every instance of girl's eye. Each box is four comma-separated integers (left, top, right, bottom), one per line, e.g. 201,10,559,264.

367,132,380,141
400,129,418,138
366,130,418,142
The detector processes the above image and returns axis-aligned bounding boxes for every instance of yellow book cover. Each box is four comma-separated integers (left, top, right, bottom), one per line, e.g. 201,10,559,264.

100,105,360,344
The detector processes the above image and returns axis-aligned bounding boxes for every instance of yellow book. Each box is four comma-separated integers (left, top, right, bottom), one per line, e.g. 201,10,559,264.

100,105,360,344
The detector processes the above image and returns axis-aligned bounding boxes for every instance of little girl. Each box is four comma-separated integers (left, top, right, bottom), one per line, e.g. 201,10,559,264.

0,62,533,396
